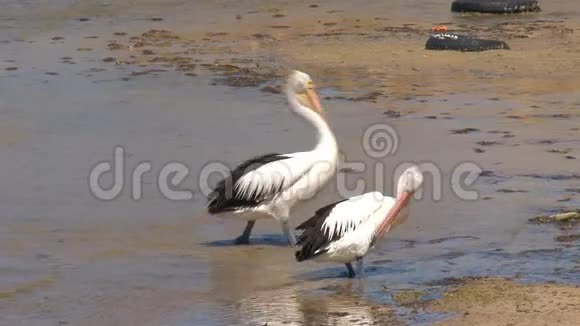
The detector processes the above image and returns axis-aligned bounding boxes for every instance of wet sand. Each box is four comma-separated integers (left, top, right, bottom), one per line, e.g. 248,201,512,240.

0,0,579,325
429,277,580,325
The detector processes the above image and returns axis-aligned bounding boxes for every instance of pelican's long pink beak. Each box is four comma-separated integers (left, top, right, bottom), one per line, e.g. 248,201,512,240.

375,191,413,240
306,88,324,116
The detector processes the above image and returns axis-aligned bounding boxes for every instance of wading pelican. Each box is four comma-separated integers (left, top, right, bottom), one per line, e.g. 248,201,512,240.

207,70,338,246
295,165,424,277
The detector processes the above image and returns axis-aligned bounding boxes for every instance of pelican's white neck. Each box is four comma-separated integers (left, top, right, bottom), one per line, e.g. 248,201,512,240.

286,86,337,154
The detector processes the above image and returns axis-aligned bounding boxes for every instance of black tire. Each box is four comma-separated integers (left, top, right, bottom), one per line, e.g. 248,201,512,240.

451,0,541,13
425,33,510,52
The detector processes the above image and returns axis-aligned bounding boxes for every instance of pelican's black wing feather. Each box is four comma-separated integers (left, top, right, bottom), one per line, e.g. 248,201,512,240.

295,198,348,261
207,153,289,214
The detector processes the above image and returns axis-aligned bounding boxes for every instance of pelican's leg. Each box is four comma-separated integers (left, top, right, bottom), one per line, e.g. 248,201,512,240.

345,263,356,278
355,257,364,279
234,220,255,244
281,221,297,247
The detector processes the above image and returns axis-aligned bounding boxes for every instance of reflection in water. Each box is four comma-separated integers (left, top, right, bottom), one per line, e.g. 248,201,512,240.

202,242,397,325
234,282,396,326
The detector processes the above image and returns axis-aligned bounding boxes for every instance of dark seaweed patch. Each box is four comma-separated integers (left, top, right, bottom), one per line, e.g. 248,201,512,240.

450,128,480,134
496,189,528,193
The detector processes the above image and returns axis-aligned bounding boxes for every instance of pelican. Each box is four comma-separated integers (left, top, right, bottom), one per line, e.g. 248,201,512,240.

295,165,424,278
207,70,338,246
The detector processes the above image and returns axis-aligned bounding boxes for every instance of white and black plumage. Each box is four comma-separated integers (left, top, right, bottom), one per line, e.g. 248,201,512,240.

295,166,424,278
208,70,338,246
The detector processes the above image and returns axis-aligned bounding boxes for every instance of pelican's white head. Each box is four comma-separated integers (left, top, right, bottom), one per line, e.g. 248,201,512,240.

396,165,424,195
286,70,324,116
375,165,424,239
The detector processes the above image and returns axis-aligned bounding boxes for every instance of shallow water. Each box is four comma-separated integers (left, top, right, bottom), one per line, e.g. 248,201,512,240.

0,0,579,325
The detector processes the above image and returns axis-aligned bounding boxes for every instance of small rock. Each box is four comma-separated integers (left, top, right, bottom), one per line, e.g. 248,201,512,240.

4,66,18,71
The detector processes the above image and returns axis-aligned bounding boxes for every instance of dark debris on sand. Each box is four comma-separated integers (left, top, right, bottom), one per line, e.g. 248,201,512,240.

451,128,480,134
529,209,580,230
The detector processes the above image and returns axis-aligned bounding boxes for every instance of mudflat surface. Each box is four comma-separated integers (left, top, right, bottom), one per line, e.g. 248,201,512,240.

0,1,579,325
429,277,580,325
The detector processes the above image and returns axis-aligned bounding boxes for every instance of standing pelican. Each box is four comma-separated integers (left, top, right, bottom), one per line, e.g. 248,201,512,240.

295,166,424,277
208,70,338,246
